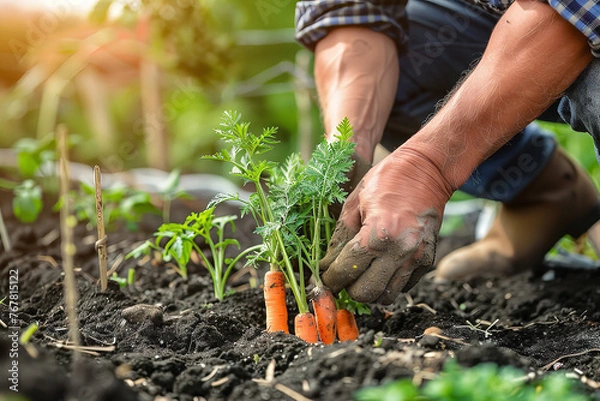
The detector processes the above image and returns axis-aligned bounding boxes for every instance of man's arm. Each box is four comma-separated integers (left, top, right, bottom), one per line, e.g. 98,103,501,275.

409,0,593,189
321,0,594,304
314,27,399,163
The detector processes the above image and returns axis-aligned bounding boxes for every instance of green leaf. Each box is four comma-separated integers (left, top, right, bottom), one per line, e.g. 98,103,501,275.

110,273,127,289
208,192,240,209
120,192,160,220
13,136,56,178
127,268,135,286
160,169,182,195
126,240,155,259
355,380,419,401
336,289,371,315
39,149,56,164
213,214,238,229
13,180,43,223
168,236,185,261
17,152,39,178
19,322,39,345
80,182,96,195
355,360,590,401
218,238,240,249
334,117,354,142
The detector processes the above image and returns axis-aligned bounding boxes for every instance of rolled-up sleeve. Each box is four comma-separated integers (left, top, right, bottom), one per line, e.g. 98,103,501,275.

547,0,600,57
295,0,408,52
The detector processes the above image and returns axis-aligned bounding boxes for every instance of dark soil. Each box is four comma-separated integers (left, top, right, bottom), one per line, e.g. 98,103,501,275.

1,195,599,401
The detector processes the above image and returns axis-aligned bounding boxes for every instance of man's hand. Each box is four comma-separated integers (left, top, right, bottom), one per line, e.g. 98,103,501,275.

318,0,592,305
320,144,454,304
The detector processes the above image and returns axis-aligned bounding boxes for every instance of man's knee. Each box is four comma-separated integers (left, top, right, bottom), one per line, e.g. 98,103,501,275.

559,59,600,140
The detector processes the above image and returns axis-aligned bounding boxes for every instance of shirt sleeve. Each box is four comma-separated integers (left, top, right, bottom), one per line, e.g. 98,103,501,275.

295,0,408,52
547,0,600,57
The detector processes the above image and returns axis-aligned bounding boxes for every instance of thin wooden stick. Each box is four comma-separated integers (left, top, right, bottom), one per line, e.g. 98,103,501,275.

0,207,11,251
57,124,81,361
94,165,108,292
273,384,314,401
541,348,600,371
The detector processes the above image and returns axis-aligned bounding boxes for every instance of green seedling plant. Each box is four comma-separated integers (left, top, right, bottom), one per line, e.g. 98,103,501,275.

110,268,136,289
272,119,365,342
19,322,39,345
203,111,306,332
11,180,43,224
355,360,590,401
13,136,57,179
70,182,160,231
19,321,40,358
128,207,261,300
336,289,372,315
0,135,57,223
205,111,367,342
205,111,288,266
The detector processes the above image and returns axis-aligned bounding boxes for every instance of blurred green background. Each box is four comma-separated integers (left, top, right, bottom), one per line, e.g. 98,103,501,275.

0,0,319,177
0,0,598,187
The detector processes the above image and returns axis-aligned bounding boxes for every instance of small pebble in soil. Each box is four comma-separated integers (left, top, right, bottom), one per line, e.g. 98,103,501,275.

121,304,164,325
379,337,396,350
361,330,375,346
418,334,440,348
423,326,443,336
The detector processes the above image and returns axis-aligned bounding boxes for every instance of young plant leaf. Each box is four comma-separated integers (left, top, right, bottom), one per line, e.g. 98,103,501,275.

13,180,43,223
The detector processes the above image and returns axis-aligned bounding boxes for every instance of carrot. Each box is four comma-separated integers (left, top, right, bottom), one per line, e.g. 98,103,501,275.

294,312,318,343
336,309,359,341
311,286,337,344
264,270,289,334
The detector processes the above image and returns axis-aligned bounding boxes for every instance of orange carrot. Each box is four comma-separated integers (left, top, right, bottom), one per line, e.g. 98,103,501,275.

336,309,359,341
311,286,337,344
294,312,318,343
264,270,289,334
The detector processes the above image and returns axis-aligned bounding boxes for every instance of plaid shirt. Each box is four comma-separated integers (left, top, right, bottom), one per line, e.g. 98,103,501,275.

295,0,600,57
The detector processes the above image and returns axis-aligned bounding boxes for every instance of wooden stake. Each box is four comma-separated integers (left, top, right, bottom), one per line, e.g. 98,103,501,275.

57,124,81,361
0,207,11,252
94,165,108,292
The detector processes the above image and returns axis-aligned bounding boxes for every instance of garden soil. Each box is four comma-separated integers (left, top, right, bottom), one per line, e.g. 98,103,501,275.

0,195,599,401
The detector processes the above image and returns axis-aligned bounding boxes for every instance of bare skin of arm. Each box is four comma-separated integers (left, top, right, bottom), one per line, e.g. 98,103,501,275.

321,0,593,304
409,0,592,188
314,27,399,164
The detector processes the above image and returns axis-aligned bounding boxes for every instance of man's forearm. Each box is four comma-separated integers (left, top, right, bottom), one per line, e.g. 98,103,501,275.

315,27,399,163
403,0,593,189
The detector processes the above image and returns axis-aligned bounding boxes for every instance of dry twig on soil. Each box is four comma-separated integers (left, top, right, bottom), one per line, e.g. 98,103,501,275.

541,348,600,371
457,318,500,338
49,341,116,356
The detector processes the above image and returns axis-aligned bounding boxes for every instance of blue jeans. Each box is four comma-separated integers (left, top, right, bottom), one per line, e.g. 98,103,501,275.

382,0,560,202
559,60,600,163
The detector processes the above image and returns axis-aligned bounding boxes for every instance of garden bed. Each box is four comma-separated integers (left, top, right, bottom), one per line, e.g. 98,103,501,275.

1,194,599,401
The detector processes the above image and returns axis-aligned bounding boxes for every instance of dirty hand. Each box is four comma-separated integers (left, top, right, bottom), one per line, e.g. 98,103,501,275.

320,145,455,304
